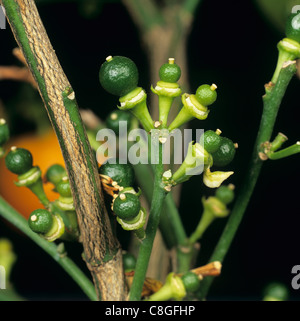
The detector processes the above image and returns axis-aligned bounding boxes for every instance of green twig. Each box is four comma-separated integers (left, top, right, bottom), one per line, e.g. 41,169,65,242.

267,142,300,160
197,61,297,299
161,192,187,246
131,137,187,249
129,143,167,301
0,196,97,301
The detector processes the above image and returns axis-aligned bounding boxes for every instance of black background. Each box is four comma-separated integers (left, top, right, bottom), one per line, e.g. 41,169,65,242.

1,0,300,301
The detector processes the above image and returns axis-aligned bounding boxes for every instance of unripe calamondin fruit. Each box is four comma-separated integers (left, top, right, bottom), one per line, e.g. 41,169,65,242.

122,252,136,272
45,164,66,186
159,59,181,83
196,84,217,106
56,177,72,197
211,137,236,167
5,147,33,175
28,209,53,234
181,271,201,293
0,119,9,146
285,12,300,43
113,192,141,220
105,109,133,135
99,159,135,188
215,185,235,205
99,56,139,97
203,130,222,154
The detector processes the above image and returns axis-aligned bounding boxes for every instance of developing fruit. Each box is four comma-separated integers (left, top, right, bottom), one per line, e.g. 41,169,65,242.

113,192,141,220
285,12,300,43
195,84,217,106
5,147,33,175
181,271,201,292
99,56,139,97
99,159,135,188
203,130,222,154
28,209,53,234
159,59,181,83
211,137,236,167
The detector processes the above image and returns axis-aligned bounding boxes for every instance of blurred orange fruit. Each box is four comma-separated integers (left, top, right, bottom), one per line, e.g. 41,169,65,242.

0,129,65,219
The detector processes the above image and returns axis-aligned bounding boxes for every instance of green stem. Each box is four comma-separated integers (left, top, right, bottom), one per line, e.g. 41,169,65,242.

271,49,296,84
28,179,50,208
129,143,167,301
197,61,297,300
159,95,174,128
270,132,288,152
162,192,187,246
130,99,154,133
188,209,215,244
147,283,172,301
132,137,187,249
0,196,97,301
3,0,124,300
168,106,193,132
268,142,300,160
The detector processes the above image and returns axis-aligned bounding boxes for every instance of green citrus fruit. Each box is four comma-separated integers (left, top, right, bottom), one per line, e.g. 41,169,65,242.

195,84,217,106
113,192,141,220
285,12,300,43
203,130,222,154
5,147,33,175
99,56,139,97
28,209,53,234
211,137,236,167
159,61,181,83
215,185,235,205
99,159,135,187
181,271,201,292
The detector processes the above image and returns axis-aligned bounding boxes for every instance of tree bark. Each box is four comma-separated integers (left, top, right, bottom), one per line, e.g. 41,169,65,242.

3,0,126,300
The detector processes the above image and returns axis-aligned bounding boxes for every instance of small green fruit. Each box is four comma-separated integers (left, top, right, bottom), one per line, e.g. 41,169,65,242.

159,59,181,83
181,271,201,292
122,252,136,272
0,119,9,146
105,110,133,135
28,209,53,234
211,137,236,167
215,185,235,205
99,56,139,97
113,192,141,220
285,12,300,43
45,164,66,186
99,159,135,188
195,84,217,106
5,147,33,175
56,177,72,197
203,130,222,154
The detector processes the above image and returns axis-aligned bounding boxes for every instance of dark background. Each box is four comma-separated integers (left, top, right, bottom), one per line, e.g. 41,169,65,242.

1,0,300,300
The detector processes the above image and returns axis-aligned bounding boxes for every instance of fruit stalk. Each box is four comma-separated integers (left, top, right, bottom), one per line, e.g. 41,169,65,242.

0,195,97,301
197,60,297,300
129,143,167,301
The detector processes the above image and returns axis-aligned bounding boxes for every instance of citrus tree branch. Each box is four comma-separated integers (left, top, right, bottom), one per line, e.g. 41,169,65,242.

121,0,165,33
2,0,126,300
197,61,298,299
0,196,97,301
